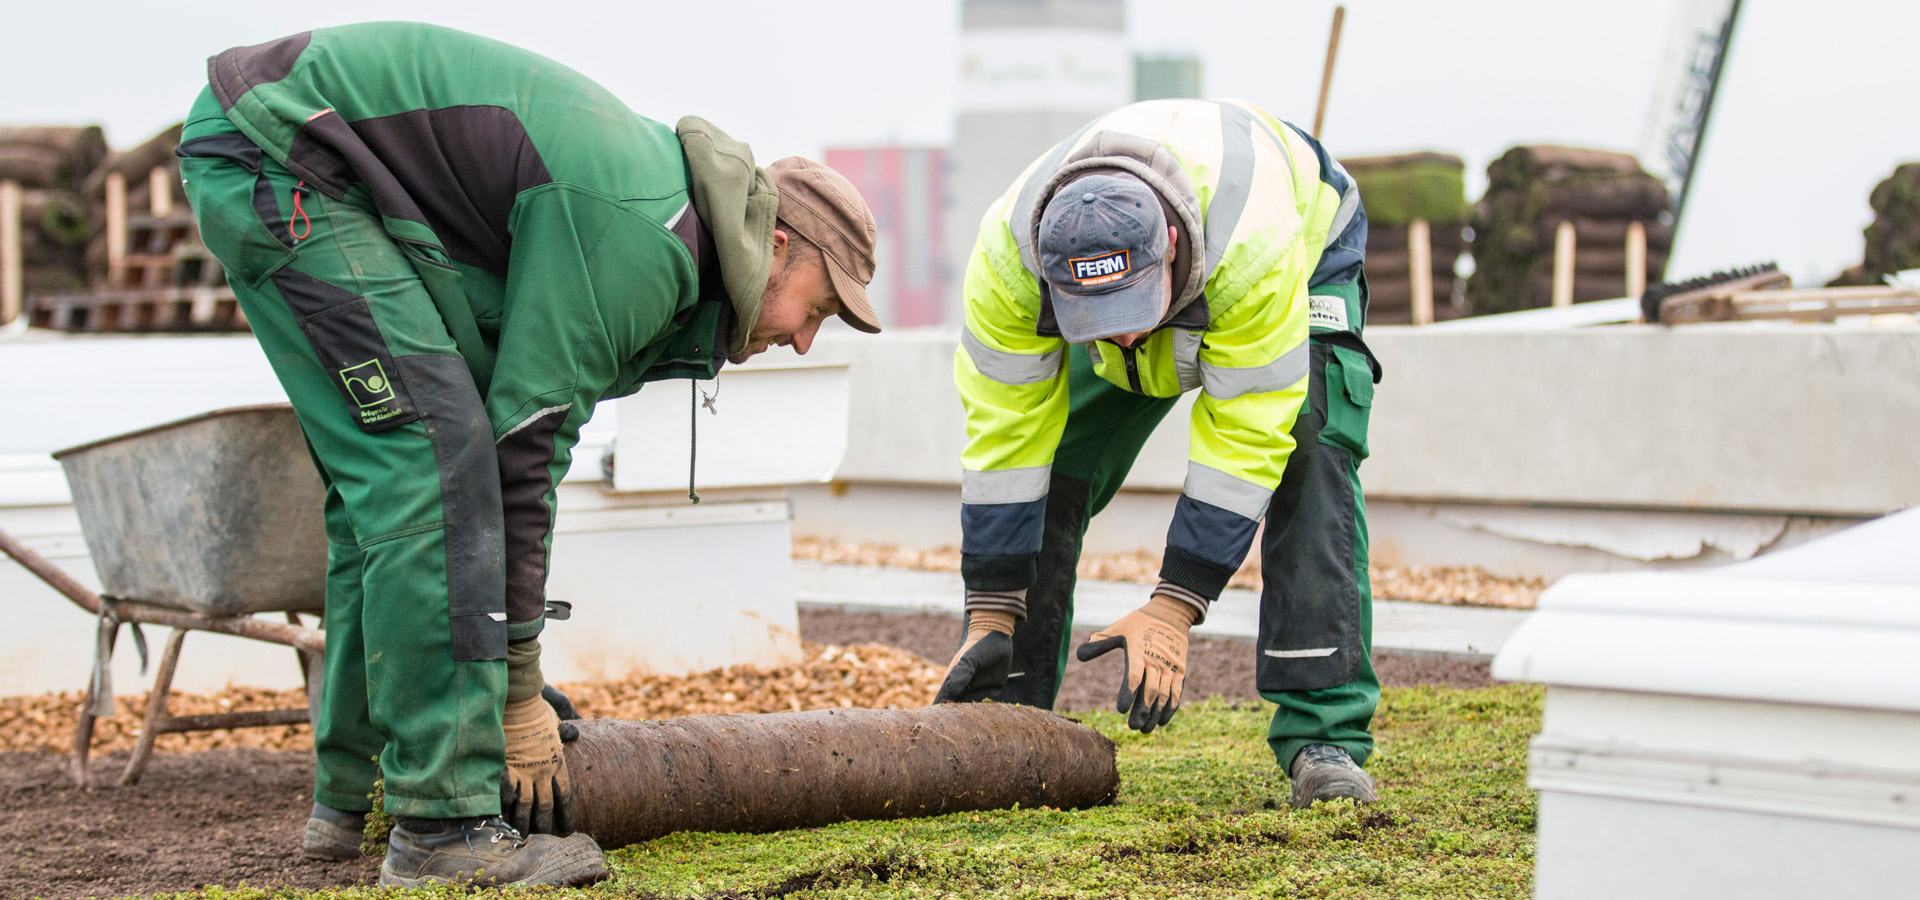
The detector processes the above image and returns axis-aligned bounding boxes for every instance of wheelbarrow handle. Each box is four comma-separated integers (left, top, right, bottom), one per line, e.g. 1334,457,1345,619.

0,524,325,653
0,524,104,615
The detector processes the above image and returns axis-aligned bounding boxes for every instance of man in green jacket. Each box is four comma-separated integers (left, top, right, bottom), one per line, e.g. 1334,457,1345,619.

179,23,879,886
933,99,1381,808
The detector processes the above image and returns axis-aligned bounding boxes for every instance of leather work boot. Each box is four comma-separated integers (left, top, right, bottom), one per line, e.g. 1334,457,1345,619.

1288,744,1378,808
303,802,366,861
379,815,607,887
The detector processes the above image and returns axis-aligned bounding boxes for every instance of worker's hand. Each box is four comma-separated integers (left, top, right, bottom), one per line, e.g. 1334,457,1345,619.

542,684,581,742
1076,594,1197,733
934,609,1016,704
501,693,575,835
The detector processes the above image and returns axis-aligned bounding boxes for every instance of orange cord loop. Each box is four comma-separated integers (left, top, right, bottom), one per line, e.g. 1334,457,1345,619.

289,181,312,242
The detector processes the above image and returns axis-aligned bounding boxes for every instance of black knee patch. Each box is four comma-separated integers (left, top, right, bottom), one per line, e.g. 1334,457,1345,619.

396,354,506,662
1257,341,1366,693
996,474,1093,708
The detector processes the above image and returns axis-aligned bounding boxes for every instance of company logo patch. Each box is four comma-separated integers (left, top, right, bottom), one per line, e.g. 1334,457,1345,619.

1308,294,1350,332
339,359,396,409
1068,249,1131,286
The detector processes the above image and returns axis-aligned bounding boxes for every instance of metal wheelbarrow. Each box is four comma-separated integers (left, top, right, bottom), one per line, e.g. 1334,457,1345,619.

0,403,329,786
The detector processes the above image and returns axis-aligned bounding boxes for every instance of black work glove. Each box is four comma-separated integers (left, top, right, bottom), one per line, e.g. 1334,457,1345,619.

542,683,581,742
934,609,1017,704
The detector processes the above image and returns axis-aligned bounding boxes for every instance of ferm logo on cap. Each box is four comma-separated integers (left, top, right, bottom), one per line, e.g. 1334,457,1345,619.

1036,172,1172,343
1069,249,1131,286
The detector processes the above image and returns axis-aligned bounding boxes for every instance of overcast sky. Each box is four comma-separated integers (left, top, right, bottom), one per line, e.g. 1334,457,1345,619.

5,0,1916,284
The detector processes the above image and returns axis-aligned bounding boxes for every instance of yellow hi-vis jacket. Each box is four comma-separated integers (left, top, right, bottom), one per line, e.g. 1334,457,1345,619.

955,99,1366,602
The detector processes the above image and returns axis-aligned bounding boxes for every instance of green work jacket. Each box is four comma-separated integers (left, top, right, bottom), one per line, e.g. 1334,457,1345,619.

203,22,779,636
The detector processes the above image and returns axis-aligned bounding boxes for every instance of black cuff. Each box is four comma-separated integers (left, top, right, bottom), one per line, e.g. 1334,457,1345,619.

505,639,544,703
1159,545,1236,601
962,552,1038,592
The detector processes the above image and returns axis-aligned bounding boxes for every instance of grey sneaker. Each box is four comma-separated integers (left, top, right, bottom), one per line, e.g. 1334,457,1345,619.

1288,744,1378,808
303,803,366,861
378,815,606,888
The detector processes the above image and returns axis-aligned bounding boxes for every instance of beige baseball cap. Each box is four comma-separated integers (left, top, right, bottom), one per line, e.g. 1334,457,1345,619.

767,157,882,334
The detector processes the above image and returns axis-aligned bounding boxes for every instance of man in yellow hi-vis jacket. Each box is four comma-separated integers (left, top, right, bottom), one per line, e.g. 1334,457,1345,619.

933,99,1382,808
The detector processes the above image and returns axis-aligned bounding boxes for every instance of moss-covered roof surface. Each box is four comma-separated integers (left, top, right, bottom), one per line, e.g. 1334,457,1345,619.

165,684,1541,900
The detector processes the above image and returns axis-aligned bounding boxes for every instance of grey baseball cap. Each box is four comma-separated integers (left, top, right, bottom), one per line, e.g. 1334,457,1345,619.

1037,173,1171,343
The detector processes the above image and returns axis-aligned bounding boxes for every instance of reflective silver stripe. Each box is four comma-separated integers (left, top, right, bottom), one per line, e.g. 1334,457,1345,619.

1325,158,1361,249
1200,339,1309,400
1010,121,1100,278
498,403,571,442
1183,461,1271,521
962,465,1052,504
1264,647,1338,659
1172,328,1203,392
1241,103,1295,178
961,323,1062,386
1204,103,1258,273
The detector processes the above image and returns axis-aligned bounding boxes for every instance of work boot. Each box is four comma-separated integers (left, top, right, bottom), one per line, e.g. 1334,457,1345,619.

379,815,606,887
302,802,366,861
1288,744,1378,808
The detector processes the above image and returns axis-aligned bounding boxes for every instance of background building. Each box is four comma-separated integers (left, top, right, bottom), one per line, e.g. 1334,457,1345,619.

823,146,948,329
946,0,1132,326
1133,53,1203,101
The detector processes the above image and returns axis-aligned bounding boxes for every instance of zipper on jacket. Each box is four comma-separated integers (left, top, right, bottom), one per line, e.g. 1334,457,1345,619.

1119,344,1143,393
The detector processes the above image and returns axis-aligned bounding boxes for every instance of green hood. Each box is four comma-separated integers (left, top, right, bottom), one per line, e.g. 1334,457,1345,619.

676,116,778,356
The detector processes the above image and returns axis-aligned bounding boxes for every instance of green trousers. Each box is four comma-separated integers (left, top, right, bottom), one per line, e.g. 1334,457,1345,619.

181,90,506,819
991,336,1380,768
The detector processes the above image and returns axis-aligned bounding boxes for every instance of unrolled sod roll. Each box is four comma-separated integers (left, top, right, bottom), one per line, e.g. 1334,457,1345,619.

564,704,1119,848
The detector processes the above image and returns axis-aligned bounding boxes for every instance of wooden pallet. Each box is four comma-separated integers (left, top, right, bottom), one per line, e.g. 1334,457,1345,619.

30,218,246,332
1662,282,1920,324
12,166,252,333
30,284,245,332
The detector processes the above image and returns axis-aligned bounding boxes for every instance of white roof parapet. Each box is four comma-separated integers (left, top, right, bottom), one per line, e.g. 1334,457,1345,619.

1493,508,1920,713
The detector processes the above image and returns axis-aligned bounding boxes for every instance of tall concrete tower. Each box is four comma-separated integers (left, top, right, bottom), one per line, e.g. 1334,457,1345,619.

947,0,1131,324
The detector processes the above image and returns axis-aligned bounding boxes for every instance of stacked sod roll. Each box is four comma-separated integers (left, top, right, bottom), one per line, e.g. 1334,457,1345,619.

1340,152,1468,324
1827,162,1920,286
0,126,108,298
0,123,184,303
1465,145,1673,315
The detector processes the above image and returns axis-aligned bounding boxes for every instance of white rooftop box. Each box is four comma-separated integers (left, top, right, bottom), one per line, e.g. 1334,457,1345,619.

1493,509,1920,899
1,338,851,695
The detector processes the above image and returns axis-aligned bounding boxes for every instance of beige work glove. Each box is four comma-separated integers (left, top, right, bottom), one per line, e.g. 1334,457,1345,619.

1076,594,1198,733
934,609,1016,704
501,692,574,835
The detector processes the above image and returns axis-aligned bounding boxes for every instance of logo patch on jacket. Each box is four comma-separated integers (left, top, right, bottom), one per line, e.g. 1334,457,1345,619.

1069,250,1130,286
1309,295,1350,331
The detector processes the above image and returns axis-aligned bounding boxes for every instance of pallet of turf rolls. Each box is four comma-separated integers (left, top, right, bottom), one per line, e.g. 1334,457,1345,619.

1466,145,1673,315
1341,152,1467,324
0,126,108,299
1827,162,1920,288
